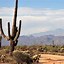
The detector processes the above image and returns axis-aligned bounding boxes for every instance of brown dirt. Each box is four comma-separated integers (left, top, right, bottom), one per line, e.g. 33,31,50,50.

39,54,64,64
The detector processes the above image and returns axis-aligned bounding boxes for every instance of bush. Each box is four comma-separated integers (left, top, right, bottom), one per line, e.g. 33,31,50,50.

13,50,33,64
60,48,64,53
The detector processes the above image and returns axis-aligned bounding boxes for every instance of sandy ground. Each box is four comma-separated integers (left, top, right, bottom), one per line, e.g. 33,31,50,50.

39,54,64,64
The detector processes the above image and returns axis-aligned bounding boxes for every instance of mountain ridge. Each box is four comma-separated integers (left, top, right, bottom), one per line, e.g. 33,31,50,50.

32,28,64,37
1,28,64,46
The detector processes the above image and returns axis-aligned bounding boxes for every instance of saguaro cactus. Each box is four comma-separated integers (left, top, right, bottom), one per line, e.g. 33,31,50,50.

0,0,21,55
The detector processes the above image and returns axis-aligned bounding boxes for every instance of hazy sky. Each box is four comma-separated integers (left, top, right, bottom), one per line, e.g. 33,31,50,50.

0,0,64,35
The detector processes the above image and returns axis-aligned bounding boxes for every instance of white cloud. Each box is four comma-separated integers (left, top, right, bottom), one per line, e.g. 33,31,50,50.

0,7,14,16
0,7,64,35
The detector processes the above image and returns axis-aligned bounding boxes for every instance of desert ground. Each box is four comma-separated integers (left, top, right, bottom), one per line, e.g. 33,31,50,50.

0,54,64,64
39,54,64,64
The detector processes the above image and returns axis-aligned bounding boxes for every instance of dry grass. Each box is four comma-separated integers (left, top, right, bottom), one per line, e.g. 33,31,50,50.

0,45,64,64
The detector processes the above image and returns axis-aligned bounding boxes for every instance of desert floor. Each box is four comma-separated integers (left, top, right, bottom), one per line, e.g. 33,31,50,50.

0,54,64,64
39,54,64,64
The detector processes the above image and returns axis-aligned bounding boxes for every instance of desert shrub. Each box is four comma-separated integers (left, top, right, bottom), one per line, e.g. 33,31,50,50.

37,47,44,52
0,49,9,55
1,46,10,49
61,45,64,48
32,54,41,63
3,49,9,54
13,50,33,64
60,48,64,53
15,46,22,50
15,45,29,51
43,46,48,52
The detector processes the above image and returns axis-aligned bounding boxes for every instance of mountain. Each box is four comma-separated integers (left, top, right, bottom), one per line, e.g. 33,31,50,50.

1,35,64,46
32,29,64,37
1,28,64,46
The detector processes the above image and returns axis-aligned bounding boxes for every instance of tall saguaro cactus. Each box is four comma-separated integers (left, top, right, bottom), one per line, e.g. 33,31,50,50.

0,0,21,55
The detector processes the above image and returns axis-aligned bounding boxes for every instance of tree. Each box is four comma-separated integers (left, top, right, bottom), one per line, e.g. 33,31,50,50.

0,0,21,55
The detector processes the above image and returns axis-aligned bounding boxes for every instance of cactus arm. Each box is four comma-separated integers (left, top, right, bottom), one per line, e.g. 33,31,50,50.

8,22,11,39
14,20,21,41
14,40,18,46
0,19,9,40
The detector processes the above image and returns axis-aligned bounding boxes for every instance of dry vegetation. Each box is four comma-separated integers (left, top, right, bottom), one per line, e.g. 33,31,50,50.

0,45,64,64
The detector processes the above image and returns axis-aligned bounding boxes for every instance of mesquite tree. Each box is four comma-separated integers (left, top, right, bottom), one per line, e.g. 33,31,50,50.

0,0,21,55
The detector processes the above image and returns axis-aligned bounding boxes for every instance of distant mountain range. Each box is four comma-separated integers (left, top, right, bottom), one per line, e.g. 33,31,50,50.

32,28,64,37
1,28,64,46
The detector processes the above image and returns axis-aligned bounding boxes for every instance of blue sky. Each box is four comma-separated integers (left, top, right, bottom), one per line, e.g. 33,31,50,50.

0,0,64,35
0,0,64,9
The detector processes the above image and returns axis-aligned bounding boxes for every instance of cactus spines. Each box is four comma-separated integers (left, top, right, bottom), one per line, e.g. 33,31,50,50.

0,0,21,55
